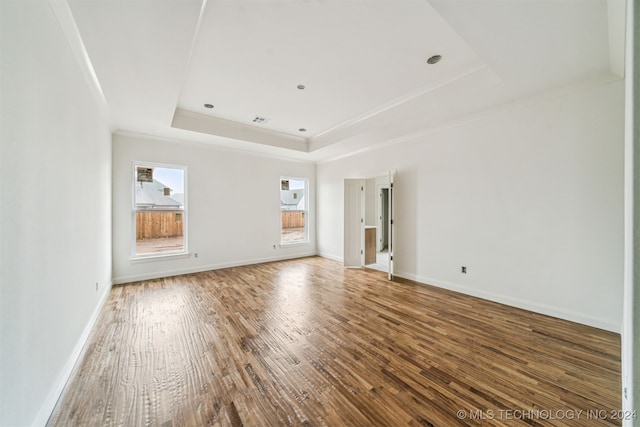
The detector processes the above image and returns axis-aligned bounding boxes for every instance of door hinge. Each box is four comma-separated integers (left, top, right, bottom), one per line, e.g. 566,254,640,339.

390,183,394,188
390,256,393,261
361,250,363,255
391,219,394,225
361,218,363,223
361,186,364,191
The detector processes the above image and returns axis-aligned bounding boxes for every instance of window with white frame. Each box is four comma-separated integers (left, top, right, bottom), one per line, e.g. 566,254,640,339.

133,163,187,257
280,177,308,244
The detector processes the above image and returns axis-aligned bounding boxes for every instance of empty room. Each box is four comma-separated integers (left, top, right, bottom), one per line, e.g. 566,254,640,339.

1,0,638,426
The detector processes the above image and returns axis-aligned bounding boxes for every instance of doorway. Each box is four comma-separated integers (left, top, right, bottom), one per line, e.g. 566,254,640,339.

378,187,389,252
343,171,395,279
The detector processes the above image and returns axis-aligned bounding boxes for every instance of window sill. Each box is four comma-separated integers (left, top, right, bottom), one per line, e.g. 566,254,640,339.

279,241,310,247
129,252,190,263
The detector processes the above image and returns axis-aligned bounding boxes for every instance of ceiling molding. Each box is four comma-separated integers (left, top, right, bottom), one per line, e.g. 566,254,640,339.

48,0,112,129
311,61,489,143
309,63,501,153
172,108,309,153
314,73,623,164
114,130,316,164
172,0,209,112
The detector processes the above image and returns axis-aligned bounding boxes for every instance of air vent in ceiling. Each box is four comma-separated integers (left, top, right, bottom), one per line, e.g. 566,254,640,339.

252,116,270,124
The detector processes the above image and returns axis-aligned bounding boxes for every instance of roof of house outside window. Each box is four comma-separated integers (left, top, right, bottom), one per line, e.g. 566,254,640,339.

281,189,305,210
136,179,182,209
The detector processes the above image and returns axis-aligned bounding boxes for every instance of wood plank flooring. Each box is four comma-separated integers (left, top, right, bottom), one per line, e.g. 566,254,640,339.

48,257,622,426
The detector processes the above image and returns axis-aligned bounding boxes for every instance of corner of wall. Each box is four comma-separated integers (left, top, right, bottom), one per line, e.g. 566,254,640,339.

32,280,113,426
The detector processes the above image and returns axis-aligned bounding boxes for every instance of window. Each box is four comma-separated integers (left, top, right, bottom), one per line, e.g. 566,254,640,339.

133,163,187,257
280,177,308,244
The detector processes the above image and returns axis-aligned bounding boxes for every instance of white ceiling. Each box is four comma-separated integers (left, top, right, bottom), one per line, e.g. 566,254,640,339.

65,0,625,162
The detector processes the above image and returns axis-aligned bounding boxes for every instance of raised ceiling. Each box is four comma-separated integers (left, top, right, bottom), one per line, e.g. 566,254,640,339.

65,0,625,162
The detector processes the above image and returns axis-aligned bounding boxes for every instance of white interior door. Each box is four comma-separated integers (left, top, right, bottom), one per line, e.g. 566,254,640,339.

388,171,395,280
344,179,364,268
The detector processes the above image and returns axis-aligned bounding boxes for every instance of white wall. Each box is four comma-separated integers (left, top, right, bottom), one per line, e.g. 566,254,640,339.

112,133,316,283
0,1,113,426
318,80,625,332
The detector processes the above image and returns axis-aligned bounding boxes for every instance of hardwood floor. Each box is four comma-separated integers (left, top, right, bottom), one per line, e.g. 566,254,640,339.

48,257,621,426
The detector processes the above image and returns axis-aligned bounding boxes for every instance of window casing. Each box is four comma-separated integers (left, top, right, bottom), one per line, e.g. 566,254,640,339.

280,177,308,244
132,162,187,258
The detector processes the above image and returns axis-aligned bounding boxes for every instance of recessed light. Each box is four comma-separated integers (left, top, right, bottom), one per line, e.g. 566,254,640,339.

297,84,306,90
204,103,214,108
427,55,442,65
299,128,307,132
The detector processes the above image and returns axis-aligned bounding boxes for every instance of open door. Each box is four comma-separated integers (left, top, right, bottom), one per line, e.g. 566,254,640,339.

344,174,394,278
344,179,364,268
388,171,395,280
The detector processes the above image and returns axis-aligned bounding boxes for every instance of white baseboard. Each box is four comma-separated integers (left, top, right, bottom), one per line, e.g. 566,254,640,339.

317,252,343,263
113,252,318,284
394,270,620,334
32,281,113,427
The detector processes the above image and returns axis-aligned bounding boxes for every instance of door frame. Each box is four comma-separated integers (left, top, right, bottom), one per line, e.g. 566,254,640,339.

343,170,395,279
343,179,365,268
376,186,389,252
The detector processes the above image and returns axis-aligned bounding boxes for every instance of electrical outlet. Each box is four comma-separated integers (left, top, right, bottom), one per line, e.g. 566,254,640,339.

461,266,467,274
273,244,277,250
194,252,199,258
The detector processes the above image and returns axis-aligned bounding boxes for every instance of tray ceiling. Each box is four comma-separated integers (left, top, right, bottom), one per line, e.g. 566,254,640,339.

65,0,624,162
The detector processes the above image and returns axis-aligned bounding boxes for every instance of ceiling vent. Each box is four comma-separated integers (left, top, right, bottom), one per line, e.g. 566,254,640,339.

252,116,270,124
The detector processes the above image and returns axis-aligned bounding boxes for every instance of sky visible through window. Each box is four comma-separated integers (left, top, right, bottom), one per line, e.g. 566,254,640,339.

153,168,184,195
287,179,305,190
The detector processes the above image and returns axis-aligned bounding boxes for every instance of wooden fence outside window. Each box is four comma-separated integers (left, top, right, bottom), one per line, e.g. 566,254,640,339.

136,211,184,240
281,210,305,229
